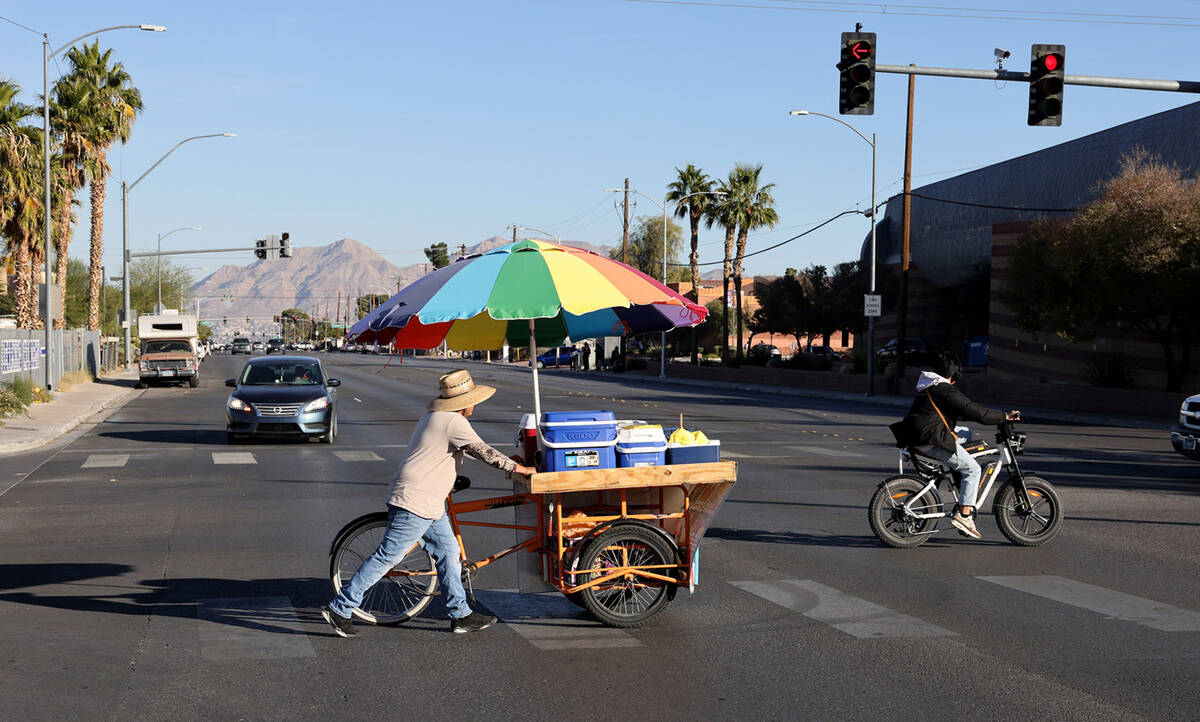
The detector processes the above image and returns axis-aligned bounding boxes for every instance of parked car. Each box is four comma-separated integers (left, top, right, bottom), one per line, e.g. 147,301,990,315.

807,345,842,359
230,337,252,355
876,337,928,364
266,337,285,354
746,343,782,366
536,346,579,369
1170,393,1200,461
225,356,341,444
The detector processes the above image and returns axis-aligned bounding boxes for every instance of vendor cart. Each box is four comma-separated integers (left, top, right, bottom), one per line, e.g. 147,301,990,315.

329,460,736,628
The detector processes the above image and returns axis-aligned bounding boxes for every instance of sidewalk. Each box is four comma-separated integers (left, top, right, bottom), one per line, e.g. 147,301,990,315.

0,369,141,455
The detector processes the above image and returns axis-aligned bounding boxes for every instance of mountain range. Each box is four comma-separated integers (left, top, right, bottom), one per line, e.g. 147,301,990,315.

193,237,614,336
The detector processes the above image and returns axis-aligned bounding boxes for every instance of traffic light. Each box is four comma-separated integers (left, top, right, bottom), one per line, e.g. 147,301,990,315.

255,239,267,260
838,31,876,115
274,315,281,323
223,317,227,325
279,232,292,259
1028,44,1065,126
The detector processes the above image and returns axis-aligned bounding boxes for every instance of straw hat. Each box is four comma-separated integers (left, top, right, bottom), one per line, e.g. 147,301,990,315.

428,369,496,411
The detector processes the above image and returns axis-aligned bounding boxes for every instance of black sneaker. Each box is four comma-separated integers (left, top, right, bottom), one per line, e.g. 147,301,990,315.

450,611,497,634
322,605,358,638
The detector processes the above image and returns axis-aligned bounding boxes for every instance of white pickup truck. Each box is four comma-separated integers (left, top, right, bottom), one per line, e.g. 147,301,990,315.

137,311,201,388
1171,393,1200,461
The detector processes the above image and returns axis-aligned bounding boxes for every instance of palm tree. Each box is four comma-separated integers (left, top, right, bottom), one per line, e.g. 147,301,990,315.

704,172,742,363
0,80,42,329
729,163,779,365
666,164,714,365
63,41,143,330
49,76,94,328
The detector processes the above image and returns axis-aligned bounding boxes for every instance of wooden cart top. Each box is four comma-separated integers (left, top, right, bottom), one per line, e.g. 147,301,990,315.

517,461,737,494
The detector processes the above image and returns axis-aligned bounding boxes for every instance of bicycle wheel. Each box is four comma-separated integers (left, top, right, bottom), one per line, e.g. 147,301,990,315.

868,475,942,548
329,518,438,624
993,476,1063,546
576,524,679,628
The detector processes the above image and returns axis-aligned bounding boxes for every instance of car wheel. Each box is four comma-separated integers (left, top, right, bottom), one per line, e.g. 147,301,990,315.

536,360,545,369
322,414,337,444
189,375,200,388
226,431,241,444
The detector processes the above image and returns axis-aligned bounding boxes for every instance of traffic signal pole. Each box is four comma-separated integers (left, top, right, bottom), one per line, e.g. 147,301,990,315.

894,68,915,395
874,63,1200,94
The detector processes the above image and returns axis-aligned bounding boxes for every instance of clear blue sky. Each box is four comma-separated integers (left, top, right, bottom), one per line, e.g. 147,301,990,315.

2,1,1196,281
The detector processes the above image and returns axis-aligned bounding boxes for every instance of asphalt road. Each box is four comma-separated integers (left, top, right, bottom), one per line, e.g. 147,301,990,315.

1,352,1197,720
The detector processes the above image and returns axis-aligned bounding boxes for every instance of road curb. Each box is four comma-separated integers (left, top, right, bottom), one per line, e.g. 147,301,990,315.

0,381,141,456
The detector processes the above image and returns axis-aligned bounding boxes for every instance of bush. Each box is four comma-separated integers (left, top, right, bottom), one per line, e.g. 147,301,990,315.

781,353,834,371
0,382,30,421
55,369,93,392
1081,351,1139,388
8,375,34,405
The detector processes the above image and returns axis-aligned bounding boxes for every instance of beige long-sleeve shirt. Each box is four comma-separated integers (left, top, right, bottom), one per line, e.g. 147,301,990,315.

386,410,516,519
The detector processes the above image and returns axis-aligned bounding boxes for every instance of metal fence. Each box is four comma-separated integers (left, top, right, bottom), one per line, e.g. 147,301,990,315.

0,328,105,389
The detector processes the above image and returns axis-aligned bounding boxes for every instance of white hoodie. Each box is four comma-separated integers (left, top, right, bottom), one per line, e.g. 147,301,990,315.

916,370,952,392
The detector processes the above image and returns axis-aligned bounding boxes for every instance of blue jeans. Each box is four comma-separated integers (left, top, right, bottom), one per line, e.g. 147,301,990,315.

925,442,982,508
329,505,472,620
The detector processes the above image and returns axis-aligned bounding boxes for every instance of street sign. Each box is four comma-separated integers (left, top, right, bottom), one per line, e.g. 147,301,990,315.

864,294,882,317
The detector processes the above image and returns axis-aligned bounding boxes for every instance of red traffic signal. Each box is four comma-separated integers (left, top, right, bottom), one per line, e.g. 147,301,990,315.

839,31,876,115
1028,44,1065,126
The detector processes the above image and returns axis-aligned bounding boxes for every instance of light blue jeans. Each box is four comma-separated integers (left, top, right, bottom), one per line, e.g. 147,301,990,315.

329,505,472,620
925,442,982,509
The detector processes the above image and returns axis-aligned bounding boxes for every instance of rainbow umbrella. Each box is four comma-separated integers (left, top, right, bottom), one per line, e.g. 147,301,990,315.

348,239,707,415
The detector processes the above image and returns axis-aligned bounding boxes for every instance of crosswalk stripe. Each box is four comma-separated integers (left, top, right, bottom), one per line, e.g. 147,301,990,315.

978,575,1200,632
81,454,129,468
333,450,385,462
730,580,957,639
785,446,867,458
211,452,257,465
196,597,315,660
473,589,641,650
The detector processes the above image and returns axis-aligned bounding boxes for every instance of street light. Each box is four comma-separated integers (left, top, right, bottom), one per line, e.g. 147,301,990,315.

122,133,236,368
605,188,725,378
789,109,879,395
41,23,165,388
156,226,201,312
513,226,560,242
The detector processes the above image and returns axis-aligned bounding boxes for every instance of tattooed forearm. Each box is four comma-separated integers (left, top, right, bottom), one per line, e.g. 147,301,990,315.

464,442,517,472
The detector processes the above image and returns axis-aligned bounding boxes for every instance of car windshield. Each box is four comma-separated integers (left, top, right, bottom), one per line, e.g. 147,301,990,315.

143,340,191,353
240,362,322,386
233,338,249,344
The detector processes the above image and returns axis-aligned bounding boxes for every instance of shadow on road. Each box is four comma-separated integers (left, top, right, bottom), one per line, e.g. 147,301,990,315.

0,563,134,591
706,526,1010,548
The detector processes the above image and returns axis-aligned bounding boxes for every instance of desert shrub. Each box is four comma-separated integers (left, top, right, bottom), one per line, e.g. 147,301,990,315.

1081,351,1139,388
8,375,34,405
55,369,93,392
0,383,30,420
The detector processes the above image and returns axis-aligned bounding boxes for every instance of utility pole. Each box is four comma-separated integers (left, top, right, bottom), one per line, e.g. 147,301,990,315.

622,177,630,265
894,67,916,395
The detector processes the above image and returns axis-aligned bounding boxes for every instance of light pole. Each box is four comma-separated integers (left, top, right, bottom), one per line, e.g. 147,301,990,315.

42,23,165,388
512,226,560,242
156,226,201,312
122,133,235,368
605,188,724,378
790,109,879,395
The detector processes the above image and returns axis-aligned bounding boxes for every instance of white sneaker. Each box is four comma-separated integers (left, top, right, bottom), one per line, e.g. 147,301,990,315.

950,511,982,539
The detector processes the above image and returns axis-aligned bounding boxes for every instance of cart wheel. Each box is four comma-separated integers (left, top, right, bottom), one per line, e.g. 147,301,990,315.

575,524,679,628
329,517,438,625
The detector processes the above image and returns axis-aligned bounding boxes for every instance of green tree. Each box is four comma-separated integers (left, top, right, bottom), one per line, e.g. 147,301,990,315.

127,258,195,316
729,163,779,365
608,215,685,282
1004,150,1200,391
0,80,41,329
62,42,144,330
704,174,740,361
49,75,94,329
667,164,717,365
64,257,89,328
424,242,450,269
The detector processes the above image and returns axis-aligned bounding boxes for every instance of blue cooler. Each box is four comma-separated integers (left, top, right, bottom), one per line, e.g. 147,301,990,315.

615,424,667,467
539,410,617,471
665,436,720,464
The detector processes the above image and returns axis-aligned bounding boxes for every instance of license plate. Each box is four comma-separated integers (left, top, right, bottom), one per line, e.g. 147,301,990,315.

1186,436,1197,451
161,369,175,376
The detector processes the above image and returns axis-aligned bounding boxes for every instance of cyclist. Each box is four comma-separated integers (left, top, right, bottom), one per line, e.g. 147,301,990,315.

322,369,536,637
890,353,1019,540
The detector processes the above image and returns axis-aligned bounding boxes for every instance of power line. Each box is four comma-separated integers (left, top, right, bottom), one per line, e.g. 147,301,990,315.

0,14,42,34
619,0,1200,27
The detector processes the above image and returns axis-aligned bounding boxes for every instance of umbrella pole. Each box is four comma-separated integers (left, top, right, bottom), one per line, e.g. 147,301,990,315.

528,319,541,419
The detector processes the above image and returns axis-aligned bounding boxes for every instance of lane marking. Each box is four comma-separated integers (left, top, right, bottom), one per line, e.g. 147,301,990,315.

473,589,641,650
196,597,315,660
785,446,867,458
212,452,257,465
730,580,957,639
81,454,129,468
977,575,1200,632
719,450,752,459
333,450,385,462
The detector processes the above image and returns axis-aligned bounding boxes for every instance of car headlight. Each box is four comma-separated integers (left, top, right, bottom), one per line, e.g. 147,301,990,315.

228,397,252,412
139,361,149,371
302,396,330,413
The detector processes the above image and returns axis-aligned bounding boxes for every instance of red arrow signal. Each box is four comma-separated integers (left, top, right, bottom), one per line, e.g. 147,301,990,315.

851,41,873,60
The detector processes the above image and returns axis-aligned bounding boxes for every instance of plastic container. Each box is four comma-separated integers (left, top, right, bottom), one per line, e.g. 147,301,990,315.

615,423,667,467
665,440,720,464
539,410,617,472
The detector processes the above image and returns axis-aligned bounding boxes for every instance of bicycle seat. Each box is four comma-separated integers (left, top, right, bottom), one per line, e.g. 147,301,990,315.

904,448,962,485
